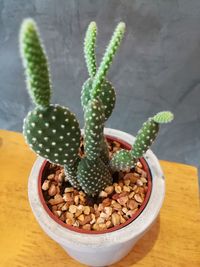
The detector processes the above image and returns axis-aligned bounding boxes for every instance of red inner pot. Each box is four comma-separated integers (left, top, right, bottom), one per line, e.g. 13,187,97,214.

38,135,152,234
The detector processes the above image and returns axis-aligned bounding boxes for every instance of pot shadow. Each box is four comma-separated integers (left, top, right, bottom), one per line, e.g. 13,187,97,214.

110,215,161,267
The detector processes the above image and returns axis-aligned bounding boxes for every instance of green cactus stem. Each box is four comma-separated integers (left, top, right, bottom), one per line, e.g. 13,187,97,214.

84,21,97,78
84,98,105,160
110,149,135,172
19,18,51,107
64,158,81,189
110,111,174,172
77,157,112,196
99,137,110,164
91,22,125,99
81,78,116,121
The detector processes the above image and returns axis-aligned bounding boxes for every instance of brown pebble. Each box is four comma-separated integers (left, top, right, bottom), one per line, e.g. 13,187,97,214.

111,213,120,226
48,196,64,206
42,180,50,191
61,203,69,211
74,195,79,205
112,202,122,211
124,173,137,183
98,223,107,230
124,179,130,186
127,200,138,210
47,174,54,180
141,177,147,184
104,185,114,195
77,214,85,222
48,184,57,196
63,193,73,203
115,185,122,193
64,187,74,193
69,205,77,214
66,218,75,225
112,193,120,200
136,179,143,187
66,212,74,220
99,191,108,198
105,220,112,229
75,209,82,218
123,185,131,192
134,194,143,203
82,224,91,230
102,198,111,207
126,209,138,217
104,207,112,216
117,196,128,206
128,191,135,199
83,206,90,215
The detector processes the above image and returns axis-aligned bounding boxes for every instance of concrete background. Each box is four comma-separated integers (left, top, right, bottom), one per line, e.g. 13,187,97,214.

0,0,200,174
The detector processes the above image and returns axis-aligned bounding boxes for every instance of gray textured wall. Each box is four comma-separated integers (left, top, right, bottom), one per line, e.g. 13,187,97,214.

1,0,200,171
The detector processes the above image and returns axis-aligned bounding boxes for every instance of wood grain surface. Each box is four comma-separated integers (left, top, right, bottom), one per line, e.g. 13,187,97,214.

0,130,199,267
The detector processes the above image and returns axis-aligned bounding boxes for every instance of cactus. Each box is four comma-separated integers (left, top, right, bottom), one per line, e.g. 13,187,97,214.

20,19,174,197
110,111,174,172
20,19,81,171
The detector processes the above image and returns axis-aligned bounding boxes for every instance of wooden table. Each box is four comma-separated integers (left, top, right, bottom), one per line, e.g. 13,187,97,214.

0,129,199,267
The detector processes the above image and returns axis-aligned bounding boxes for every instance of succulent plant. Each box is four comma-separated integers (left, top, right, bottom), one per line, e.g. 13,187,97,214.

20,19,174,197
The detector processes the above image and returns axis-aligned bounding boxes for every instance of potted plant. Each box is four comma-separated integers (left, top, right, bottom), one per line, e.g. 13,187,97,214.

20,19,174,266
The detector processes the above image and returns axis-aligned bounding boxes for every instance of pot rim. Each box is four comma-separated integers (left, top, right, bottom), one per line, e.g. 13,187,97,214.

28,128,165,248
37,135,152,234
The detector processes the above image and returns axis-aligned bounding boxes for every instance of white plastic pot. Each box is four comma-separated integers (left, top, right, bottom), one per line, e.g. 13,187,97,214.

28,128,165,266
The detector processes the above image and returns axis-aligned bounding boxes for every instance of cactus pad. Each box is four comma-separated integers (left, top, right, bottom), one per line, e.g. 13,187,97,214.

77,157,112,196
110,149,135,172
131,118,159,159
153,111,174,124
81,78,116,121
23,104,81,165
84,21,97,78
91,22,125,98
20,19,51,107
84,98,105,160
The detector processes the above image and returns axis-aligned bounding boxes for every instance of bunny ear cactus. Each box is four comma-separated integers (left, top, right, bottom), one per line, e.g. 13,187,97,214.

20,19,81,174
20,19,174,197
110,111,174,172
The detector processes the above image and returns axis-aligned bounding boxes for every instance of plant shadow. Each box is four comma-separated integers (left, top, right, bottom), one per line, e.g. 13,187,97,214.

110,215,160,267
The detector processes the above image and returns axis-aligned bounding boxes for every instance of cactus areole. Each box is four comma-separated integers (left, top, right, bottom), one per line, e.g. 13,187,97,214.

20,19,174,198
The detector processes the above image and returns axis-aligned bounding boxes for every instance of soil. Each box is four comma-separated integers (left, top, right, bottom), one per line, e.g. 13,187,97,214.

41,138,150,232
